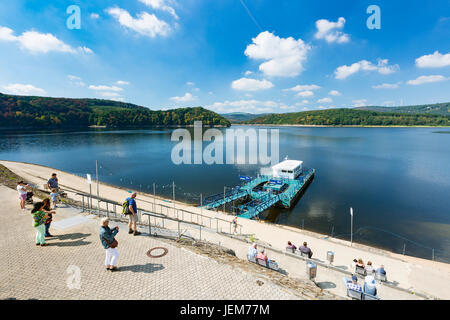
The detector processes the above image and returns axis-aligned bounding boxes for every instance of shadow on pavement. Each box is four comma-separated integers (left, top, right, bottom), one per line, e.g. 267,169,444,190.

46,232,91,247
117,263,165,274
316,281,337,289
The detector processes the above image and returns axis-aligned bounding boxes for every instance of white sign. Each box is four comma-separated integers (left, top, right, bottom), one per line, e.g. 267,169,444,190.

86,174,92,184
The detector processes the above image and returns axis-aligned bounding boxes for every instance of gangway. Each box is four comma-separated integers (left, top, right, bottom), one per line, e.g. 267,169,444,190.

202,187,249,210
238,193,280,219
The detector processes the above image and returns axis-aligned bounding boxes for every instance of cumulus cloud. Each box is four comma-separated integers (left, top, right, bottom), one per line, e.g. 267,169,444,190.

415,51,450,68
170,92,197,103
406,75,448,85
231,78,274,91
107,7,171,38
317,97,332,103
116,80,130,85
68,75,85,87
335,59,399,79
139,0,178,19
90,13,100,19
186,81,195,86
296,90,314,97
0,26,93,54
207,99,278,113
372,82,400,89
285,84,321,92
314,17,350,43
352,99,367,107
3,83,46,95
244,70,253,76
244,31,311,77
328,90,341,96
89,85,123,92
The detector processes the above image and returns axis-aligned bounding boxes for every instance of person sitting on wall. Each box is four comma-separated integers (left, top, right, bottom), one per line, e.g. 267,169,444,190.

299,242,313,258
248,243,258,259
257,249,268,262
287,241,297,250
363,275,378,297
365,261,375,274
346,275,363,292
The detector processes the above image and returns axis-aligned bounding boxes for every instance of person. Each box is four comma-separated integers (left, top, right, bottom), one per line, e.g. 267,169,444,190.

365,261,374,274
257,249,268,262
248,243,258,259
364,275,378,296
125,192,141,236
351,259,358,270
232,216,238,233
17,181,28,210
376,264,387,275
346,275,363,292
356,258,365,268
287,241,297,250
47,173,59,192
50,188,60,208
100,218,119,271
299,241,313,258
42,198,56,238
31,202,49,246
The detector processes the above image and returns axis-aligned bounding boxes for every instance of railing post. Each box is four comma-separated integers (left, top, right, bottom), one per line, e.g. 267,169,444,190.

81,195,84,212
432,249,435,261
148,215,151,236
403,243,406,255
199,225,202,241
178,220,180,237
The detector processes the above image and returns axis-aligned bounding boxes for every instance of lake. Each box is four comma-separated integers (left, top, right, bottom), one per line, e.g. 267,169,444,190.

1,126,449,262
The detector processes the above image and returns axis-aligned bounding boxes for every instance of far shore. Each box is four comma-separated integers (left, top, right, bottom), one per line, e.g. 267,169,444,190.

236,123,450,128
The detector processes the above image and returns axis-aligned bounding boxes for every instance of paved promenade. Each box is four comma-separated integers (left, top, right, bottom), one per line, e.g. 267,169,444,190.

0,185,325,300
1,160,448,299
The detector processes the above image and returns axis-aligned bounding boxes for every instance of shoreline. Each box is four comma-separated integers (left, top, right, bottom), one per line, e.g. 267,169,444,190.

236,124,450,128
1,159,447,266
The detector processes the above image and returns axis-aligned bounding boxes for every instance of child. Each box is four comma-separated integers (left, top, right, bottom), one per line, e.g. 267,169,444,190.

50,188,60,208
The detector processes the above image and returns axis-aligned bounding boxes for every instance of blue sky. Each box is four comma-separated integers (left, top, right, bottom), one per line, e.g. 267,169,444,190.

0,0,449,114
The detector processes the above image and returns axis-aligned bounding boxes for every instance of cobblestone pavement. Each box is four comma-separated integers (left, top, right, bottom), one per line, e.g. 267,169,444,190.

0,186,301,300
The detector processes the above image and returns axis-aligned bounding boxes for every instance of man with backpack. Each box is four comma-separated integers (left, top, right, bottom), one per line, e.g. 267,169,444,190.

123,192,141,236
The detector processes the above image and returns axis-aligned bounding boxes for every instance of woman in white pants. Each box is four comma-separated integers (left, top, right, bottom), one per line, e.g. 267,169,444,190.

99,218,119,271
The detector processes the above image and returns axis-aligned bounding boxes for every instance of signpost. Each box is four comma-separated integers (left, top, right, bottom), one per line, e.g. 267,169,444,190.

87,174,92,209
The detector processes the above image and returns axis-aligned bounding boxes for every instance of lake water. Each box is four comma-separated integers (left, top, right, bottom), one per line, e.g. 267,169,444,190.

1,126,449,262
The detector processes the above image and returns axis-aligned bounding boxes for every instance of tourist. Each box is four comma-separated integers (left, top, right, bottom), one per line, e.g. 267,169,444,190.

257,249,268,262
47,173,59,192
100,217,119,271
351,259,358,270
346,275,363,292
125,192,141,236
17,181,28,210
50,188,60,208
31,202,49,246
42,198,56,238
232,216,238,234
365,261,375,274
299,241,313,258
356,258,365,268
364,275,378,297
287,241,297,250
376,265,387,276
248,243,258,259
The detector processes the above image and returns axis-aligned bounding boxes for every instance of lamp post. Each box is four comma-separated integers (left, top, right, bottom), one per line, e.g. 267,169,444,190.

350,207,353,247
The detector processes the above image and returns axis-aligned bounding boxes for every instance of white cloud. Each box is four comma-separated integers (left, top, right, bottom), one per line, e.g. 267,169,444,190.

98,92,122,98
68,75,85,87
139,0,178,20
207,99,278,113
186,81,195,86
231,77,274,91
314,17,350,44
372,82,400,89
296,90,314,97
415,51,450,68
352,99,367,107
107,7,171,38
170,92,196,103
328,90,341,96
406,75,448,85
317,97,332,103
0,26,93,54
285,84,321,92
335,59,399,79
3,83,46,95
244,70,253,76
116,80,130,85
89,85,123,92
90,13,100,19
244,31,311,77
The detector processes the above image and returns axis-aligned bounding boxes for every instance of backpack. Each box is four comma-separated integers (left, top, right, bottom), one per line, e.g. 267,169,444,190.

122,199,130,215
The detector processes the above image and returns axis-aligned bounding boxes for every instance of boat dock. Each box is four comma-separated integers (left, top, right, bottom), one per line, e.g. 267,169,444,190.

202,159,315,220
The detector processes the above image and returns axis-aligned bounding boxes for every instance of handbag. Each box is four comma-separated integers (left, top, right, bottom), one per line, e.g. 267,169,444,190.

103,237,118,248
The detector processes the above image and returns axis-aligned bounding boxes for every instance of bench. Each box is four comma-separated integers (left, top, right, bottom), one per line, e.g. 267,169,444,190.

343,277,380,300
375,272,387,282
355,265,367,276
247,255,279,271
285,246,296,254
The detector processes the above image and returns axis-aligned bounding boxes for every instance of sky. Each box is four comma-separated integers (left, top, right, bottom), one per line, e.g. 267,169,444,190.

0,0,449,114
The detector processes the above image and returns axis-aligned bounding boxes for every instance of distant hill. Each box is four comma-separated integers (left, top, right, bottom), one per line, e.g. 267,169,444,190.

244,108,450,126
221,112,270,123
0,93,230,129
356,102,450,116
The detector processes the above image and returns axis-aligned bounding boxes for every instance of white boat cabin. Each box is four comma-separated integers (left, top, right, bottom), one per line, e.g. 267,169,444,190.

268,159,303,180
